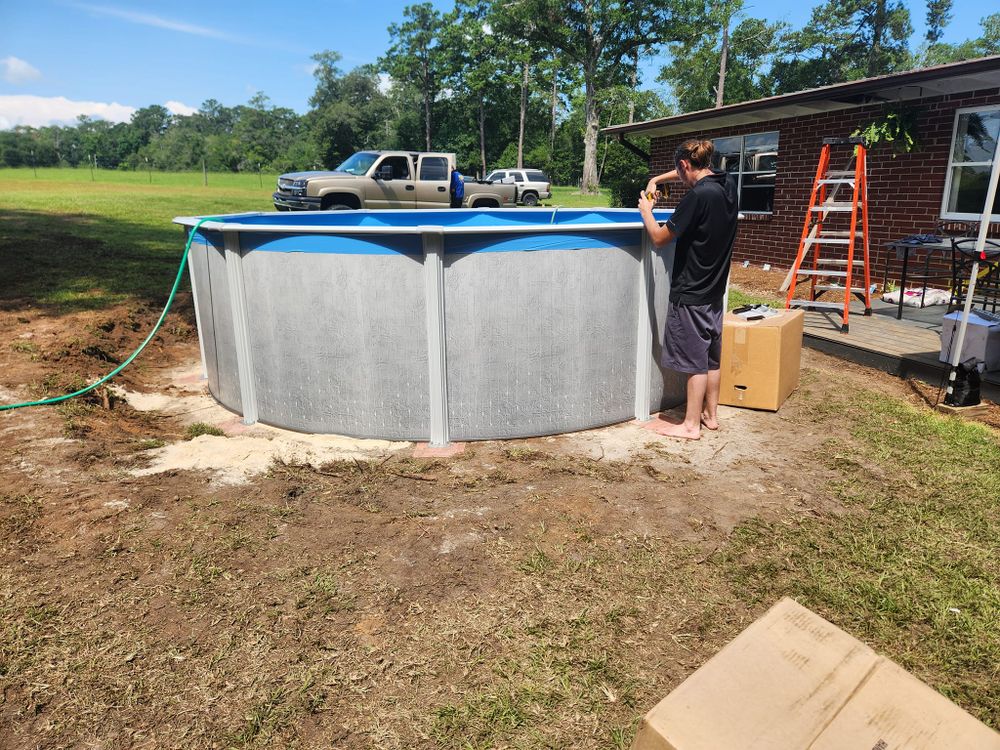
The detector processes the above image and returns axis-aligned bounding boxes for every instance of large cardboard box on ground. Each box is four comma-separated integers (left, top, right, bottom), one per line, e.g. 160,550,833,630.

631,597,1000,750
719,309,804,411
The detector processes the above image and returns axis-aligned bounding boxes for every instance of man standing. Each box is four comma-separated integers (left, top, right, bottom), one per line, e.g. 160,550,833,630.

638,139,738,440
450,166,465,208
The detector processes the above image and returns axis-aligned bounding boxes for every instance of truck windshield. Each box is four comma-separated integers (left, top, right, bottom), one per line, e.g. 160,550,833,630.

336,152,378,175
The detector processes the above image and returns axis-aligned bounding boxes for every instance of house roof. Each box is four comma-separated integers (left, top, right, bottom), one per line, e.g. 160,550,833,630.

605,55,1000,138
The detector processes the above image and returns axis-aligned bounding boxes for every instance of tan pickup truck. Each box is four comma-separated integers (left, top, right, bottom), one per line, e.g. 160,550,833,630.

272,151,518,211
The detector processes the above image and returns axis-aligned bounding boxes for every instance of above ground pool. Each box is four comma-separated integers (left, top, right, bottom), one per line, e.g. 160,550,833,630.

174,208,685,444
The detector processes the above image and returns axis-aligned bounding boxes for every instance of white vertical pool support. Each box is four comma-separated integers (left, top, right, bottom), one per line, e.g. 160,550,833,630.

422,228,450,446
186,245,209,380
946,131,1000,392
223,231,259,425
634,232,654,422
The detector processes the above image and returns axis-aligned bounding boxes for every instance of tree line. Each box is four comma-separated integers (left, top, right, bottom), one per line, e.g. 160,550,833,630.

1,0,997,198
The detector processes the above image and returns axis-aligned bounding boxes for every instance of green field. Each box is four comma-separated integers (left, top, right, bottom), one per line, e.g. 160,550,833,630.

0,168,278,309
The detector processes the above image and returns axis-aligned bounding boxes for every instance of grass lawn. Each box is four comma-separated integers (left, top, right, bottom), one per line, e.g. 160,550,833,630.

0,168,998,746
0,168,275,310
545,185,612,208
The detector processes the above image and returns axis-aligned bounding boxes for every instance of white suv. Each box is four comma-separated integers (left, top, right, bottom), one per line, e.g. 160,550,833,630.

485,168,552,206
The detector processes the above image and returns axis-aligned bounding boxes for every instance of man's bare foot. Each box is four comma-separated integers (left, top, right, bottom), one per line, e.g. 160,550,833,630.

655,421,701,440
700,412,719,431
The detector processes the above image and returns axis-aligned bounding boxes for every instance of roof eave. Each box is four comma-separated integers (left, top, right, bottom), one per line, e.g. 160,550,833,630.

606,54,1000,139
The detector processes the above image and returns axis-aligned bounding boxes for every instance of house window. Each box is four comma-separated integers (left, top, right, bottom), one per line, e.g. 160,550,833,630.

711,131,779,213
942,106,1000,221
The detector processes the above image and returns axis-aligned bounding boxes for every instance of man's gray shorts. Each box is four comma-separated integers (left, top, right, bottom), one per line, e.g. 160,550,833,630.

661,300,724,374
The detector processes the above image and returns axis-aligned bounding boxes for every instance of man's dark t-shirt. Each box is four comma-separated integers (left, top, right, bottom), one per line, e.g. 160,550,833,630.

665,169,738,305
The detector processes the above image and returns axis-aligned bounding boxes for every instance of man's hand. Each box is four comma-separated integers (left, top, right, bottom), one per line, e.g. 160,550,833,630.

638,192,676,247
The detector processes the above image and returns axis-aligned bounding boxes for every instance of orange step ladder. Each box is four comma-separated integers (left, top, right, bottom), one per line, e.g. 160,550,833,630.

785,136,872,333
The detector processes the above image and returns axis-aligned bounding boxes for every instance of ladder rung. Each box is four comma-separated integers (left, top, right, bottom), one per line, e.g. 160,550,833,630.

826,171,857,177
816,259,866,266
788,300,846,309
804,238,854,245
811,203,860,212
796,270,849,277
820,231,863,238
816,179,855,185
814,285,868,293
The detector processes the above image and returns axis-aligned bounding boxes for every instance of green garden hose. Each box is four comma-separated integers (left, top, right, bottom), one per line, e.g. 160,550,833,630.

0,217,217,412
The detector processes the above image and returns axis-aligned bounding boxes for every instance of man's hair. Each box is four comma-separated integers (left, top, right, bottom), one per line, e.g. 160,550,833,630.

674,139,714,170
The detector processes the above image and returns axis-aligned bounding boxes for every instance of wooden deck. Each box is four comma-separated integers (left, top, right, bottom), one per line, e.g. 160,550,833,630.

800,305,1000,400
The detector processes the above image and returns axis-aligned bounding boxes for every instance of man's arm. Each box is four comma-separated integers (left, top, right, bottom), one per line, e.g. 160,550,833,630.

645,169,679,196
638,192,677,247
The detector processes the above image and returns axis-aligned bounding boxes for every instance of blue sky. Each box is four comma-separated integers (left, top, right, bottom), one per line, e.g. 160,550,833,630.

0,0,991,129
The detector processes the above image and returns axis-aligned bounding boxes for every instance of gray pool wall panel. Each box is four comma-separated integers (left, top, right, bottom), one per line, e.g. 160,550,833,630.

240,250,429,438
202,242,243,413
443,244,640,440
648,242,688,412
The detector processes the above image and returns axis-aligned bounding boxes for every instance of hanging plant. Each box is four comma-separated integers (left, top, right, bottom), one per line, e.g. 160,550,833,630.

852,106,920,157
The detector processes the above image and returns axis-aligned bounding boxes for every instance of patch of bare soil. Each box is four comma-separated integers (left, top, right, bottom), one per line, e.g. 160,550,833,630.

0,299,995,748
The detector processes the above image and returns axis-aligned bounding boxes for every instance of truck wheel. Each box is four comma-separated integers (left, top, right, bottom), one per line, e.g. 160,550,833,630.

472,199,500,208
521,192,539,206
321,195,358,211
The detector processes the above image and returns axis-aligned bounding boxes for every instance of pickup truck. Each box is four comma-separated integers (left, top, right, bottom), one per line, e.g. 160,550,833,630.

272,151,518,211
484,168,552,206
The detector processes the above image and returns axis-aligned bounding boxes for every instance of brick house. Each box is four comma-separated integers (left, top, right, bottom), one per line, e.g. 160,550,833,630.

605,55,1000,281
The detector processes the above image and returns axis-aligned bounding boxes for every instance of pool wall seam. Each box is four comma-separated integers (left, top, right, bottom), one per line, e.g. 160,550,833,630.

223,231,259,426
634,232,654,422
422,228,450,447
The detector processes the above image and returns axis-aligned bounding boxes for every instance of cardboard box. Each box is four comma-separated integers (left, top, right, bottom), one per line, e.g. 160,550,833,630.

719,310,804,411
631,598,1000,750
939,309,1000,371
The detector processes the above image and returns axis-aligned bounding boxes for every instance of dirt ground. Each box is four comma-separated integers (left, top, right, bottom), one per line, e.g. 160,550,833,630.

1,282,997,748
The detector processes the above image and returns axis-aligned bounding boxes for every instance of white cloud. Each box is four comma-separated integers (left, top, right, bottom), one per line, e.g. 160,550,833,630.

65,2,302,52
165,100,197,116
1,56,42,85
68,2,243,42
0,95,135,128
